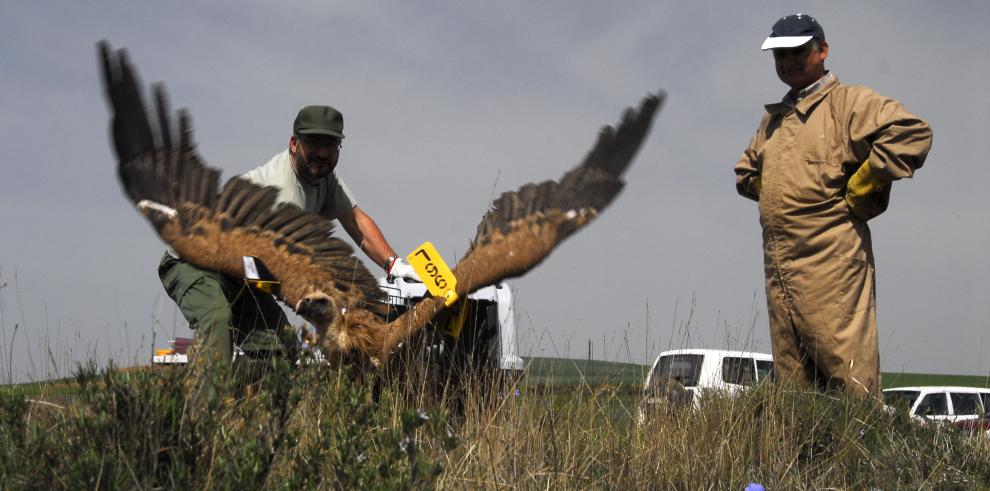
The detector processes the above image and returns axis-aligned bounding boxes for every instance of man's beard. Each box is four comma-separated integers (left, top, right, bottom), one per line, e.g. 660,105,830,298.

294,151,335,183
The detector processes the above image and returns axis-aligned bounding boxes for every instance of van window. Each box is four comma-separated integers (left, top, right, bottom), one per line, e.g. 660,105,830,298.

722,357,757,385
981,394,990,414
756,360,774,382
915,393,948,416
884,390,920,413
650,354,703,388
950,392,982,416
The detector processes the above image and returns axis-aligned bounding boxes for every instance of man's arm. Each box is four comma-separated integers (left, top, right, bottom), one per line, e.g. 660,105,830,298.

734,124,766,202
338,206,396,271
339,206,421,281
840,87,933,219
846,88,933,182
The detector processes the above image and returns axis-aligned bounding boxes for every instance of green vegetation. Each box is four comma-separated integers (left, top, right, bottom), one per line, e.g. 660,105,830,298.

2,357,990,488
523,357,990,390
0,360,455,489
522,357,647,387
883,372,990,389
11,357,989,397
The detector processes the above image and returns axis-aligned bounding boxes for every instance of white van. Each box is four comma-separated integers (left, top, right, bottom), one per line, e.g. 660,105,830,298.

377,277,524,372
640,349,773,416
883,386,990,423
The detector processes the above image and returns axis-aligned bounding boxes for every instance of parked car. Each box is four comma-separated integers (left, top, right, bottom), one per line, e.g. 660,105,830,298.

882,386,990,424
953,411,990,437
638,349,773,420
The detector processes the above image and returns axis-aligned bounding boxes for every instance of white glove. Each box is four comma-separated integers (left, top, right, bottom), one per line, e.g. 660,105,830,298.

387,257,421,282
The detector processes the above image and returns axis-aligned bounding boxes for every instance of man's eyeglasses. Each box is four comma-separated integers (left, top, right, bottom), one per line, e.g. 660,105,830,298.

772,43,817,60
297,134,342,150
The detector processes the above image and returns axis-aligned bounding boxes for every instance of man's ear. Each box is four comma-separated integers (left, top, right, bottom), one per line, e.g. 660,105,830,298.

289,134,299,154
818,40,829,60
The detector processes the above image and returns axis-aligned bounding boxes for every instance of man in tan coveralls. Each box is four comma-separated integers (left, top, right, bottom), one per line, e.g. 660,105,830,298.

734,14,933,395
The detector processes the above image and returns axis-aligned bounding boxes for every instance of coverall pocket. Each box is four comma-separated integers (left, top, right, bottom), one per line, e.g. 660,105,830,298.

159,258,233,329
171,275,207,309
804,159,845,197
161,260,203,303
795,255,872,316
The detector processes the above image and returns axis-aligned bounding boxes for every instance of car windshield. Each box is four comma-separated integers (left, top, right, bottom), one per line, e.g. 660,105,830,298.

884,390,920,412
649,354,703,388
916,393,948,416
950,392,982,415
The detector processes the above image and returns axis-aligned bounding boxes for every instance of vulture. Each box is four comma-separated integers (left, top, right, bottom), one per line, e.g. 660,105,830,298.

98,41,664,367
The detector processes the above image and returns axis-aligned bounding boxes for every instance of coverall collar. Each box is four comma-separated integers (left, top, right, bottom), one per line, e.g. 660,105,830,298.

764,73,840,117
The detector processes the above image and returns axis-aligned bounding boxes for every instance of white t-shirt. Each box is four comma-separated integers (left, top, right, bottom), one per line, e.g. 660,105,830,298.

165,150,357,259
243,149,357,220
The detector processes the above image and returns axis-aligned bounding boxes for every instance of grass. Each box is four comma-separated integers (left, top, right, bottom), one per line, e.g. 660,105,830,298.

1,356,990,489
0,359,456,489
9,358,988,397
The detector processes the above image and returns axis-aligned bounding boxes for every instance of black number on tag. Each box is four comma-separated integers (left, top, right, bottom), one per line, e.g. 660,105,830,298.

414,247,451,291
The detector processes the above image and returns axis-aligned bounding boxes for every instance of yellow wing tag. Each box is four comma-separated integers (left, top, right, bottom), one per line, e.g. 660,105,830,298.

433,299,469,338
445,299,470,337
407,242,458,306
242,255,281,294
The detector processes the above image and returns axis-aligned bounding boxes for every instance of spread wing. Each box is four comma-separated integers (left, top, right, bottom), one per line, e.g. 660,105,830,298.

382,92,663,355
457,92,663,289
99,40,663,365
98,41,382,325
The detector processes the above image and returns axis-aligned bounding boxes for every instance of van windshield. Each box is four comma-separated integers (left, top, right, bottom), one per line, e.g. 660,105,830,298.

722,357,757,385
756,360,774,382
650,354,703,388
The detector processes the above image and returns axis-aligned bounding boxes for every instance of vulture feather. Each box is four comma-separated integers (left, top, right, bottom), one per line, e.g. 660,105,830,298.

98,40,665,366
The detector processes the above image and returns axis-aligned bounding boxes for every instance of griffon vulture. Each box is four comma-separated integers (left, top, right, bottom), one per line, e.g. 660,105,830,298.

98,41,664,367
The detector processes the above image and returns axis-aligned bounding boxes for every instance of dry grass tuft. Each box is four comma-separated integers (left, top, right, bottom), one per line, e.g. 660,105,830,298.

2,359,989,489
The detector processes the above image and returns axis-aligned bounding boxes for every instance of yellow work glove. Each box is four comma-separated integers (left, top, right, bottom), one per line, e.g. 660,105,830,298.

845,160,886,218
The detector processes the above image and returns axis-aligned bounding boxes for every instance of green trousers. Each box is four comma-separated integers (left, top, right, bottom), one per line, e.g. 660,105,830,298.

158,252,293,365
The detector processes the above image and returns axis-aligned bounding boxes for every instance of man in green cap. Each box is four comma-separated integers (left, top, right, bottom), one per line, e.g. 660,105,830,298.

158,105,420,368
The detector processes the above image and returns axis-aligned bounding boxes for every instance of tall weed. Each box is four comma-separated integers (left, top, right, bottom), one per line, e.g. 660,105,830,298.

0,360,454,489
2,362,989,489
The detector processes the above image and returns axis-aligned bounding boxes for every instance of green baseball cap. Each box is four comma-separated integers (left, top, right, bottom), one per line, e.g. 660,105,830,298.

293,105,345,139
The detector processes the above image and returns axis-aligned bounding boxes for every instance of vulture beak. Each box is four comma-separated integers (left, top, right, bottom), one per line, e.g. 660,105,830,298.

295,291,338,338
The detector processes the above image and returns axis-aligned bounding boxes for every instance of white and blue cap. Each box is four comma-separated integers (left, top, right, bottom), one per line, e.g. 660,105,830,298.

761,14,825,51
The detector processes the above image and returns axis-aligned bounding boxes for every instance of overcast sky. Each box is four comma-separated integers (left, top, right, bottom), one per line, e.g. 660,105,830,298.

1,1,988,382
